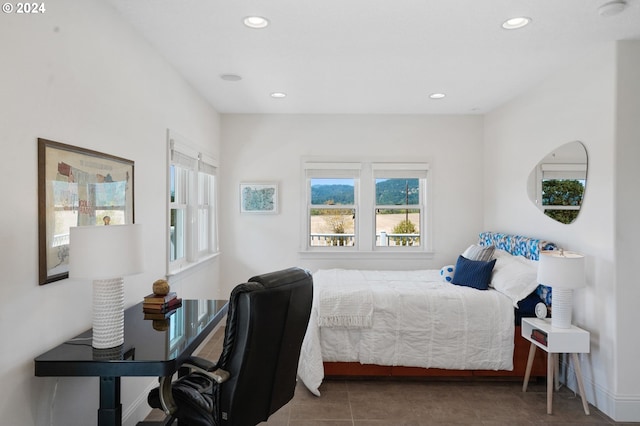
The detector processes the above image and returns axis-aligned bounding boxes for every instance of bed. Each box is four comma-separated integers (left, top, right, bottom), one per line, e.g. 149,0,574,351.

297,232,555,396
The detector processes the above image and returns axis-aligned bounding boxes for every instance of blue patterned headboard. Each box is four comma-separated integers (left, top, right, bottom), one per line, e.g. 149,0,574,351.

478,232,557,261
478,232,557,305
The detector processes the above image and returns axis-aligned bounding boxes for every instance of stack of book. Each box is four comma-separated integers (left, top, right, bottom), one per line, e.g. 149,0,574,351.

143,292,182,319
531,329,548,346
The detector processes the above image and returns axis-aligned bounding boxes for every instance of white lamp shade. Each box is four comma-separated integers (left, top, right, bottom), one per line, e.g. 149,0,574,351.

537,250,585,289
69,224,144,280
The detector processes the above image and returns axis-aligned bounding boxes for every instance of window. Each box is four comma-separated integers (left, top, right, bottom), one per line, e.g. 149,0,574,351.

197,159,217,256
305,163,360,248
373,163,427,248
169,161,191,265
309,178,357,247
303,160,429,252
168,131,218,274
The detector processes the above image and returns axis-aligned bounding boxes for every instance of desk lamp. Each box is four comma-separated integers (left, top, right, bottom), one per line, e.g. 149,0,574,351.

69,224,144,348
537,249,585,329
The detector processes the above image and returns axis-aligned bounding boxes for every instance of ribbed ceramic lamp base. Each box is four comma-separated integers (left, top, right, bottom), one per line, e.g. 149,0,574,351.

551,288,573,329
92,278,125,349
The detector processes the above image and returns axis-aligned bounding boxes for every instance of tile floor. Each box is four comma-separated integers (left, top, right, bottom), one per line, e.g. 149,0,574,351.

146,327,639,425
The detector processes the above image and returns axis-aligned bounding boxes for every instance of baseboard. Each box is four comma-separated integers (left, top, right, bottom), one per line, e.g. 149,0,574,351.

583,380,640,422
122,379,159,426
563,358,640,422
608,394,640,422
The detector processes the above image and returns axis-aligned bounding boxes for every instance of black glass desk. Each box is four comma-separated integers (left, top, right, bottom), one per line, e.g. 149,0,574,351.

35,299,228,426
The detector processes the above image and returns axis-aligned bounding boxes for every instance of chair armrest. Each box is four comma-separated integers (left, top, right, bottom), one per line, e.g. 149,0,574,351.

158,356,231,416
157,356,230,415
185,356,217,371
182,359,230,384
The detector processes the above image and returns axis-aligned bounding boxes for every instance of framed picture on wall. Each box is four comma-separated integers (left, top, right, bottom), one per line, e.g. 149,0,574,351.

240,182,278,214
38,138,135,285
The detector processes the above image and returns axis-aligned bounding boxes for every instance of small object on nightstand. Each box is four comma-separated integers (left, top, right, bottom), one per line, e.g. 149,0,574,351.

531,329,548,345
535,302,548,319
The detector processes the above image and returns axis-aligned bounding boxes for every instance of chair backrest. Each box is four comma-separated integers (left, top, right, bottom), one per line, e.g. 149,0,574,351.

216,267,313,425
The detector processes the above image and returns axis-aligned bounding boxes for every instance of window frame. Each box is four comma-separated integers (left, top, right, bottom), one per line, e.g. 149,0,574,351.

167,130,219,276
372,164,428,250
301,158,431,255
304,163,361,251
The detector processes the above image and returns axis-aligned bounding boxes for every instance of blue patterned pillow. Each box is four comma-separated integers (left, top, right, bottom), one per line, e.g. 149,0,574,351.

440,265,455,282
536,285,552,305
451,255,496,290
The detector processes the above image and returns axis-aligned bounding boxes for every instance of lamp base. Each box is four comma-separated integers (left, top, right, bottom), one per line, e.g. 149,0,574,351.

551,288,573,329
93,344,124,360
92,277,125,349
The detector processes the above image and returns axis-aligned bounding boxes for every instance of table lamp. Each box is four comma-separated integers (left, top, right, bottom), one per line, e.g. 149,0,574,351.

537,249,585,329
69,224,144,348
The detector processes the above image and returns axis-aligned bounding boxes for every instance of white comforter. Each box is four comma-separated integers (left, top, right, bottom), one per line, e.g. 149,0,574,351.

297,269,515,396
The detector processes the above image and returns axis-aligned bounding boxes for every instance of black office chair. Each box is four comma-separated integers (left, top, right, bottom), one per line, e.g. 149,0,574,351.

148,267,313,425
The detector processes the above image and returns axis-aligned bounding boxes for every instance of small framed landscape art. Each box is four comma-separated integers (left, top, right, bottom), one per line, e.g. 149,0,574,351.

240,182,278,214
38,138,134,285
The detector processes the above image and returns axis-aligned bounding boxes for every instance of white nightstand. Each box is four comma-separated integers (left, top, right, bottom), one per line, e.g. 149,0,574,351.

521,317,590,415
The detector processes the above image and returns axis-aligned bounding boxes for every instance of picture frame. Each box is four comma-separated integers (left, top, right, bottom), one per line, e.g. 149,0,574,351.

240,182,278,214
38,138,135,285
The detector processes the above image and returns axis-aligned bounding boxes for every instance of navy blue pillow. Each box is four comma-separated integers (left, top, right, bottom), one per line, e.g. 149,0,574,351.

451,255,496,290
517,290,544,315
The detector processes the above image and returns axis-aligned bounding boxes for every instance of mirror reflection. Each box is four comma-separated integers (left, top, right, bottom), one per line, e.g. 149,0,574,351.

527,141,587,224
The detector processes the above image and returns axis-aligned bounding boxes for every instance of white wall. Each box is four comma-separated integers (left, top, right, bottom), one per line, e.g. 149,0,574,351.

218,114,485,297
2,2,636,423
484,41,640,421
0,1,221,424
614,40,640,418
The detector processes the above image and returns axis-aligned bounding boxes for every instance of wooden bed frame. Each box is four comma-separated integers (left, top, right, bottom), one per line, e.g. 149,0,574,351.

323,325,546,379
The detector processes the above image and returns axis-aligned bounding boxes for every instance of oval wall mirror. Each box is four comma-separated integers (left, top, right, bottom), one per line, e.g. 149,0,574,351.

526,141,588,224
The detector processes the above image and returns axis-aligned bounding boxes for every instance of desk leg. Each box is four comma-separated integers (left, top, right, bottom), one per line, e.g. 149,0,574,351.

571,353,590,415
547,353,554,415
522,342,537,392
99,376,122,426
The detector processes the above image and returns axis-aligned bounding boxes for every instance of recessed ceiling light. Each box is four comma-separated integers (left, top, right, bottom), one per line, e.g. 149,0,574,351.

598,0,627,16
429,93,446,99
243,16,269,29
270,92,287,99
220,74,242,82
501,16,531,30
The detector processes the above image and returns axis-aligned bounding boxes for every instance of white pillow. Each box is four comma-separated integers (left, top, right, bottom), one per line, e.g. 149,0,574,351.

462,244,495,261
490,252,538,307
492,248,514,259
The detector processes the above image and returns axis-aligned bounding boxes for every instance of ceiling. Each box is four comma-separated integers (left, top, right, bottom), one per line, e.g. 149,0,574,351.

105,0,640,115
